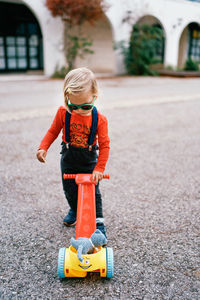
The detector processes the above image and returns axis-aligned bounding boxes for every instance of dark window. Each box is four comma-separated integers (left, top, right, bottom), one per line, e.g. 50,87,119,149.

0,2,43,73
188,23,200,61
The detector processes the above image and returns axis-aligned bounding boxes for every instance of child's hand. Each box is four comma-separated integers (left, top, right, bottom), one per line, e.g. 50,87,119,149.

92,171,103,185
36,149,47,163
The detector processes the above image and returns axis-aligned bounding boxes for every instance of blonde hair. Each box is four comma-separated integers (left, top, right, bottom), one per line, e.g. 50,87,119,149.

63,67,98,100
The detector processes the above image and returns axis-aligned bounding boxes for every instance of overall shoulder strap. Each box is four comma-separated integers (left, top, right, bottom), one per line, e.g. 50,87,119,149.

88,106,98,148
65,110,71,144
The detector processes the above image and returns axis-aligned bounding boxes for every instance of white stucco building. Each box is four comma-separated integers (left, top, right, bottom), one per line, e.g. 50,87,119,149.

0,0,200,76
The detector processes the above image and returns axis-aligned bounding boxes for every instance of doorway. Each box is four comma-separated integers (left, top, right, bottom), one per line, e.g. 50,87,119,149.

0,2,43,73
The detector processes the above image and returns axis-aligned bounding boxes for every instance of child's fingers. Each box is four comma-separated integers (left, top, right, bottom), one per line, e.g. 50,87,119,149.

41,156,46,163
42,152,46,163
92,173,97,184
92,173,98,185
37,150,46,163
92,171,103,185
98,174,103,181
38,155,45,163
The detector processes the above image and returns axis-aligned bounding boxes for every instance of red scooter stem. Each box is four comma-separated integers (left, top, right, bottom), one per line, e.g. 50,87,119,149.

63,173,110,239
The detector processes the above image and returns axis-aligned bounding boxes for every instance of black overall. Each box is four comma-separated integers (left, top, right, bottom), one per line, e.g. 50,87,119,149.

60,108,103,218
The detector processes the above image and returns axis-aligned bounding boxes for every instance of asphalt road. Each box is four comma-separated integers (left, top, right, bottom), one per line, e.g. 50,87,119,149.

0,75,200,299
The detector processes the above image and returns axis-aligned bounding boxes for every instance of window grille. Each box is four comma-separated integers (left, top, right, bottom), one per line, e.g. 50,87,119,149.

188,23,200,61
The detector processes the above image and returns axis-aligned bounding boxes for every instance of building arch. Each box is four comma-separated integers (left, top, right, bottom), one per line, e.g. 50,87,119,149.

64,13,115,73
136,15,166,65
137,15,165,30
127,15,166,68
20,0,44,40
178,21,200,69
0,1,44,73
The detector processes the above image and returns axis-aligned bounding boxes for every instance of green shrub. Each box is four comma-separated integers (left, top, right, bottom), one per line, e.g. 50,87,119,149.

117,24,164,75
184,58,199,71
66,35,93,71
51,35,94,78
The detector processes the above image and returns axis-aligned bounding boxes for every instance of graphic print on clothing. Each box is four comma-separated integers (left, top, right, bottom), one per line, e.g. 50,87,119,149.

70,122,91,147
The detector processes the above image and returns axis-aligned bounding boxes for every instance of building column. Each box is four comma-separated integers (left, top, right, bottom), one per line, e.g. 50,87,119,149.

25,0,66,76
164,30,180,69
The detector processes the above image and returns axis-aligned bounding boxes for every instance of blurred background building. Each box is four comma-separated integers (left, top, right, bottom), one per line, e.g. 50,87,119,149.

0,0,200,76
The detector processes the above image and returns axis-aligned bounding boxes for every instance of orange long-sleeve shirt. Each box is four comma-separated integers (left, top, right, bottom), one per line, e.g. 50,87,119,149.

39,106,110,173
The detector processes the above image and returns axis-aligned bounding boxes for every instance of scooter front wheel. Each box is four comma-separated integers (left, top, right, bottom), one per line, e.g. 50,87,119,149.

58,247,66,278
106,247,114,278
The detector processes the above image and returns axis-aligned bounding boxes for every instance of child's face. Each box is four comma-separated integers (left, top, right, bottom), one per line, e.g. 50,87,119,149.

67,91,96,116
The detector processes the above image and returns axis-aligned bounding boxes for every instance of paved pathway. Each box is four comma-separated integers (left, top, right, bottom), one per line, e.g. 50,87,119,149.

0,75,200,299
1,75,200,121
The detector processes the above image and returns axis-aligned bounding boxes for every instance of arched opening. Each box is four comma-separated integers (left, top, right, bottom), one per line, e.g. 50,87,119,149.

137,15,165,66
178,22,200,69
64,14,115,73
188,23,200,61
178,27,188,69
0,1,43,73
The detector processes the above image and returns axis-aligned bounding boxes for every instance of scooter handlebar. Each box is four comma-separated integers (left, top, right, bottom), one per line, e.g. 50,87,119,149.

63,174,76,179
63,174,110,180
102,174,110,179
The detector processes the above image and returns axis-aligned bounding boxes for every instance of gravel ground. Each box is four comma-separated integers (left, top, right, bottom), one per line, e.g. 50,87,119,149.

0,77,200,299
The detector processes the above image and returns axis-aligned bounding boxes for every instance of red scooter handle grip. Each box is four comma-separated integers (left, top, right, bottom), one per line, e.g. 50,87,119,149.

63,174,110,180
63,174,76,179
102,174,110,179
